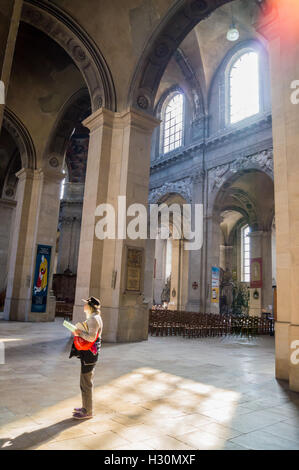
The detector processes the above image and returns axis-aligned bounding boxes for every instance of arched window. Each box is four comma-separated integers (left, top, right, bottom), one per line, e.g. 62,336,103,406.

162,93,184,154
60,168,67,200
229,51,260,124
165,238,172,280
241,225,250,282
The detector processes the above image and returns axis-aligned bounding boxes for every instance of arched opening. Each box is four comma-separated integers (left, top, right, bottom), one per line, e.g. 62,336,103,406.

213,169,274,317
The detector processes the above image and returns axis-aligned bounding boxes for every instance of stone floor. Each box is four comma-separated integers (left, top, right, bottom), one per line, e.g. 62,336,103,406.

0,318,299,450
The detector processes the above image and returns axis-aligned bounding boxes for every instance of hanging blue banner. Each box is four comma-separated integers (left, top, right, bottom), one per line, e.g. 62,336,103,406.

31,244,52,313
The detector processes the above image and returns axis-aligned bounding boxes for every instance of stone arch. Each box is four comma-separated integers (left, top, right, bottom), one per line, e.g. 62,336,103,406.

2,150,21,200
149,179,192,205
43,88,91,171
211,166,274,233
208,150,274,217
128,0,236,112
2,107,36,170
129,0,272,112
22,1,116,112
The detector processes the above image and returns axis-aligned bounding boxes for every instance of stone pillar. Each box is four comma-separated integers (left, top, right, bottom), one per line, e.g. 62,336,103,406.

185,248,201,312
219,245,233,272
0,0,23,129
0,198,16,294
262,230,273,311
73,108,159,342
206,214,221,314
153,237,166,304
248,231,263,316
247,230,272,316
57,183,84,274
169,239,188,310
143,238,155,306
257,0,299,390
4,168,63,322
185,174,204,313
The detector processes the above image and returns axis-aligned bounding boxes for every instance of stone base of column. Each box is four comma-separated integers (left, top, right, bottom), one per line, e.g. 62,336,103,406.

4,296,56,322
275,321,290,381
289,324,299,392
4,298,28,321
73,303,149,343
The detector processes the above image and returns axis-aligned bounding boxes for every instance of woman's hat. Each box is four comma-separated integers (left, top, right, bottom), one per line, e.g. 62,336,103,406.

81,296,101,308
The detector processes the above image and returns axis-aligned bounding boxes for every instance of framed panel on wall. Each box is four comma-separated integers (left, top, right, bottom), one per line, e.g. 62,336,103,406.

250,257,263,288
125,246,143,293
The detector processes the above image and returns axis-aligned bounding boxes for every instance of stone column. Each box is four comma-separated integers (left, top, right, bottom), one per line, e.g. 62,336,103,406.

248,231,263,316
4,168,63,321
0,198,16,294
73,108,159,342
0,0,23,129
257,0,299,390
185,248,201,312
57,183,84,274
153,237,166,305
262,230,273,311
205,214,222,314
143,238,155,306
169,239,188,310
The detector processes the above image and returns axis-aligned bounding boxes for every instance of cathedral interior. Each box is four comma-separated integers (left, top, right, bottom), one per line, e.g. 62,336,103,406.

0,0,299,451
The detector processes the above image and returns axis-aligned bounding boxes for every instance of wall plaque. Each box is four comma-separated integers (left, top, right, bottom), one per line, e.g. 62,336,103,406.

126,247,143,292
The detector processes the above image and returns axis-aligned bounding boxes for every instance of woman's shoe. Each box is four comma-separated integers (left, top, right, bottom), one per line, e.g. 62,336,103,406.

73,407,84,413
73,409,93,420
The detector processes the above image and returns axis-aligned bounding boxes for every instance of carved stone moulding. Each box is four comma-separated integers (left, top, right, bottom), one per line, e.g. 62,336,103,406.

208,148,274,193
3,107,36,170
132,0,232,111
148,177,193,205
49,156,60,168
22,2,115,111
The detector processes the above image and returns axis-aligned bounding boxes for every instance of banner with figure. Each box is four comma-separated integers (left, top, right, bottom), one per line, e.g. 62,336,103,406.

211,266,220,304
31,244,52,313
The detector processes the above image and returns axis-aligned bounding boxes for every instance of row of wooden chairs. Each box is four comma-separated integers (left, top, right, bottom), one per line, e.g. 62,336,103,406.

149,309,274,338
55,301,73,320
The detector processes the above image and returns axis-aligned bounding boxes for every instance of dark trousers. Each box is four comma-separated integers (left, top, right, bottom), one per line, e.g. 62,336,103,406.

80,365,95,415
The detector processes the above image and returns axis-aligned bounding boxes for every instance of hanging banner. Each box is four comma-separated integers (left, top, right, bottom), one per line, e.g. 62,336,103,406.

31,244,52,313
250,257,263,288
211,266,220,303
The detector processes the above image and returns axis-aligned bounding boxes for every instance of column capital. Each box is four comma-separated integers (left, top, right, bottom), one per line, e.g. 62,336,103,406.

0,197,17,208
83,107,115,132
248,230,264,238
15,167,35,181
116,108,160,133
83,107,160,134
40,168,65,182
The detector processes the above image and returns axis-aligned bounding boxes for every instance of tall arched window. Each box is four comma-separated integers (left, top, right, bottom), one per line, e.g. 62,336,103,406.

163,93,184,154
165,238,172,280
241,225,250,282
229,51,260,124
60,169,66,200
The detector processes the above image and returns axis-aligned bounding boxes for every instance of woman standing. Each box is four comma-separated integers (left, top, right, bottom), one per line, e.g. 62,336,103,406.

69,296,103,419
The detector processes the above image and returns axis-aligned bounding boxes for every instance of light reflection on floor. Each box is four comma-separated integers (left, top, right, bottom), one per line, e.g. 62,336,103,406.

0,319,299,450
1,367,240,450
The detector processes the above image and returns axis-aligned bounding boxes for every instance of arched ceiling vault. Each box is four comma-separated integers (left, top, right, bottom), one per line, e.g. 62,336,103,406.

130,0,271,111
155,0,267,111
